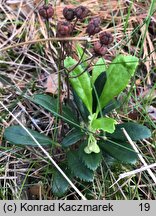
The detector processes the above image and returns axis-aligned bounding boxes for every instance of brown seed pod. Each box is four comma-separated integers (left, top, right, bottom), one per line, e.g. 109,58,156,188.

99,32,114,45
39,4,54,19
86,17,102,36
75,6,89,20
57,21,73,37
63,7,75,21
93,41,107,56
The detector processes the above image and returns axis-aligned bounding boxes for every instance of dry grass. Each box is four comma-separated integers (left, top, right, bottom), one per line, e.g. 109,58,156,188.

0,0,155,200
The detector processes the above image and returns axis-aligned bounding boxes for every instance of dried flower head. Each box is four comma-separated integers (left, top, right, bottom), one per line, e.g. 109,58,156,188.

86,17,101,36
99,32,113,46
63,7,75,21
57,21,73,37
93,41,107,56
75,6,89,20
39,4,54,19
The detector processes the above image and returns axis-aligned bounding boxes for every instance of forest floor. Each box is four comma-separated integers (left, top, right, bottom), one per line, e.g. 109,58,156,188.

0,0,155,200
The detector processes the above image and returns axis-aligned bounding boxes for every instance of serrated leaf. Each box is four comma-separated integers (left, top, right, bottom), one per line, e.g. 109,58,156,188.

92,117,117,133
67,151,94,182
62,129,84,147
64,56,92,114
92,58,106,83
97,55,139,113
78,142,102,170
99,140,138,164
107,122,151,141
51,170,69,197
92,72,107,113
31,94,78,125
4,125,52,146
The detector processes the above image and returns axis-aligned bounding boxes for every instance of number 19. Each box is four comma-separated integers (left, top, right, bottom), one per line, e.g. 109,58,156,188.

139,203,150,211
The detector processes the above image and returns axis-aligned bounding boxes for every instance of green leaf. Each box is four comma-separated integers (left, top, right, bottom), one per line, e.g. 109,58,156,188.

92,117,117,133
73,89,89,122
99,140,138,164
78,142,102,170
67,151,94,182
76,43,88,68
101,100,120,115
102,151,119,166
92,72,107,113
4,125,52,146
31,94,78,125
62,129,84,147
92,58,106,83
0,74,13,85
64,56,92,114
107,122,151,141
51,169,69,197
97,55,139,113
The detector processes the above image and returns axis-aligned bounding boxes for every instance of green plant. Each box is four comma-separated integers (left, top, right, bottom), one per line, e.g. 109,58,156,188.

4,51,151,197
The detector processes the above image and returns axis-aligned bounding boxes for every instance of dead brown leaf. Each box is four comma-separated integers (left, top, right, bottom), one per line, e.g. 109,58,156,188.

45,73,58,94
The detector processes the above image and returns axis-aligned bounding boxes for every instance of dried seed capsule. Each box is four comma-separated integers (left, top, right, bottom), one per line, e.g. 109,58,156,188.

57,21,73,37
91,17,101,26
39,4,54,19
86,17,101,36
63,7,75,21
99,32,113,45
75,6,89,20
93,41,107,56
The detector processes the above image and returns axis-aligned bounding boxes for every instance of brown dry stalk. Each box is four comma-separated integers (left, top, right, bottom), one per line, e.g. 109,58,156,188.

0,37,91,52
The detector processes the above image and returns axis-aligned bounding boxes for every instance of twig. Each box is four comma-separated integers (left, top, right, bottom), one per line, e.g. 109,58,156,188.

122,128,156,184
110,128,156,188
0,37,91,52
119,163,156,179
0,177,17,180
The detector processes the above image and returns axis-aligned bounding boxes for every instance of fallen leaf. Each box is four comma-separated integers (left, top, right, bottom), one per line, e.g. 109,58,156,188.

147,106,156,122
28,183,44,199
45,73,58,94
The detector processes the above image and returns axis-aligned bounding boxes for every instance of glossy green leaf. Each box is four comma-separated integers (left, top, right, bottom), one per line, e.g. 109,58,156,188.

92,117,117,133
31,94,78,125
97,55,139,113
62,129,84,147
99,140,138,164
101,100,120,115
107,122,151,141
92,72,107,113
73,89,89,122
92,58,106,83
4,125,52,146
64,56,92,114
67,151,94,182
51,169,69,197
78,142,102,170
